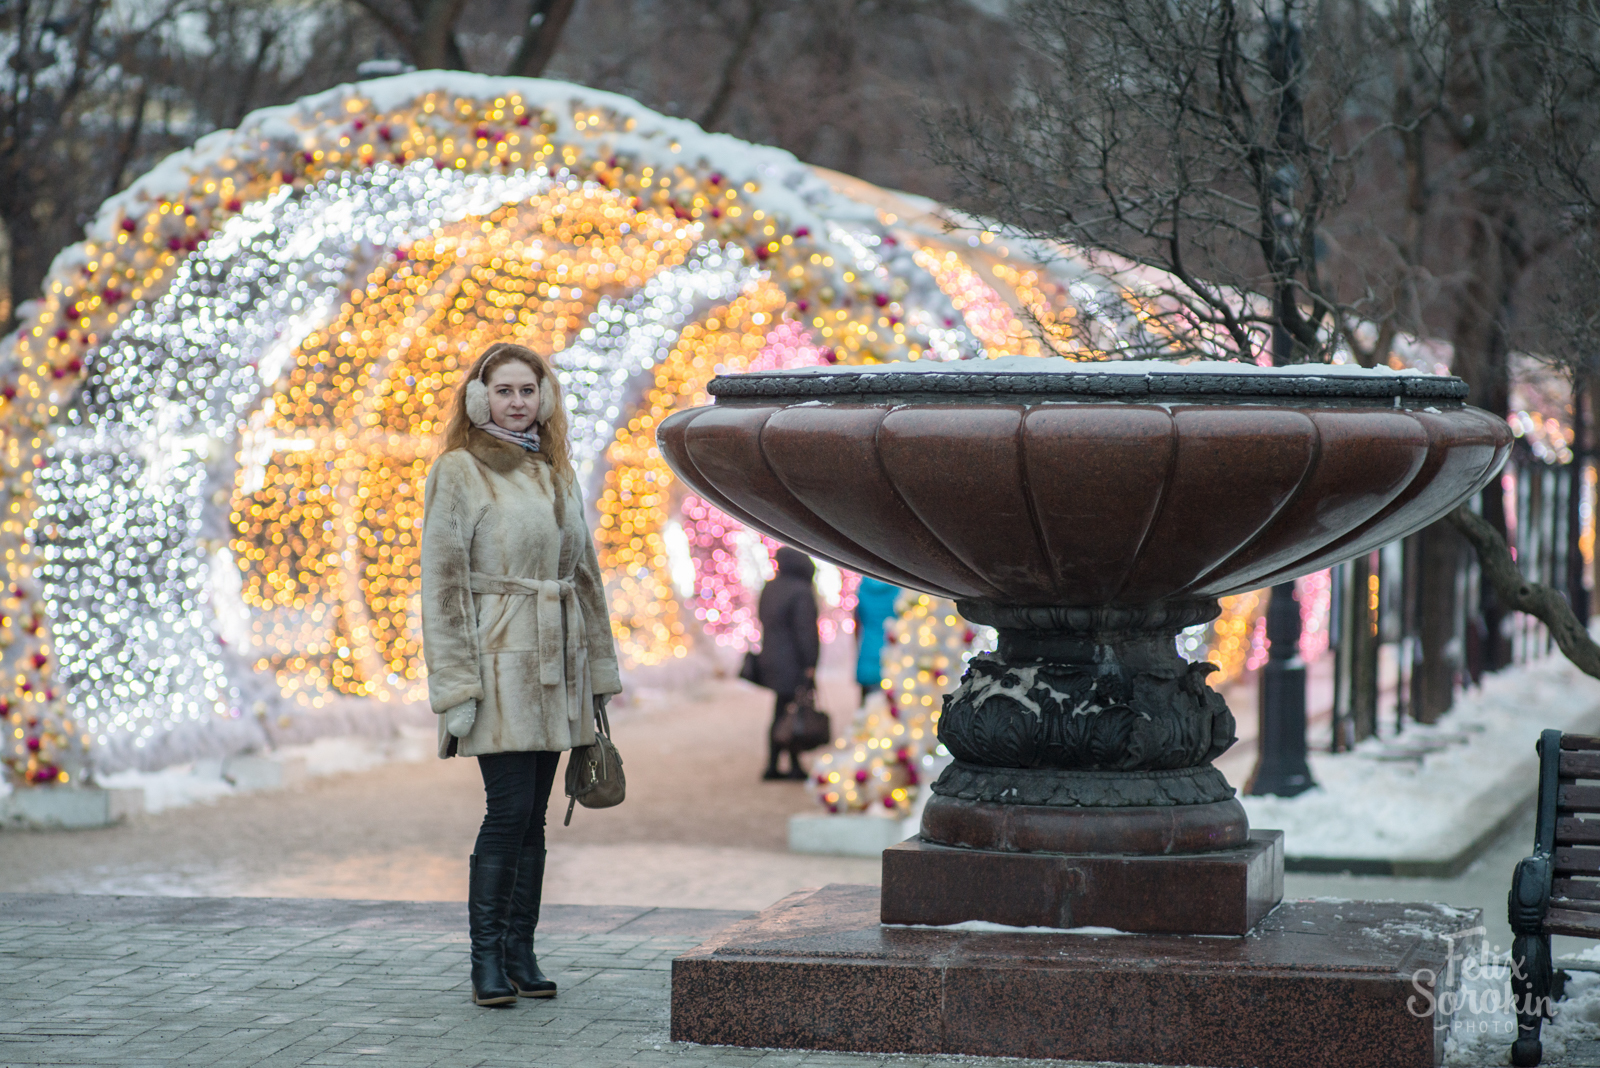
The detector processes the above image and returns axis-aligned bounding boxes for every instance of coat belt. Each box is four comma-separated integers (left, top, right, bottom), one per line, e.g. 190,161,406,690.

468,572,585,720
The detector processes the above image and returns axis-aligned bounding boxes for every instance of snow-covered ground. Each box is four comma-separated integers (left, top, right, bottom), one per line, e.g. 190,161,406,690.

1241,654,1600,864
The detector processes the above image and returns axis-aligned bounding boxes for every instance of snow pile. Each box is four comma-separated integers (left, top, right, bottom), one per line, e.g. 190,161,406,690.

94,726,434,814
1241,655,1600,862
1443,950,1600,1065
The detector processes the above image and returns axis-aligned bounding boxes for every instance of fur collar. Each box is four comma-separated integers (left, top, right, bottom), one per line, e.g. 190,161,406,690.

466,426,548,474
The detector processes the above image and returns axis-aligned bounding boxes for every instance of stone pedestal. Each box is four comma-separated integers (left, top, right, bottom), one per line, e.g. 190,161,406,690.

881,830,1283,935
671,884,1478,1068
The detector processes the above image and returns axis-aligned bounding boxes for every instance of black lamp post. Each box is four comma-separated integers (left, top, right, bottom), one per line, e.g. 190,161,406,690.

1247,580,1316,797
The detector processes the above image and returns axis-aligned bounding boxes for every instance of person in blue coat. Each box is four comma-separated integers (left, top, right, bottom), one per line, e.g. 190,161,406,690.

853,576,902,706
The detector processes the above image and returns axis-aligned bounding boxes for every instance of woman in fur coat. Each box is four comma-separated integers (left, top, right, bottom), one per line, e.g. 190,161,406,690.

421,342,622,1007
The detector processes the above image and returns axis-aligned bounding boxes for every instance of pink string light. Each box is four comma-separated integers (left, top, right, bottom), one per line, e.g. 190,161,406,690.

681,495,762,648
746,318,831,373
677,320,865,651
1296,569,1332,662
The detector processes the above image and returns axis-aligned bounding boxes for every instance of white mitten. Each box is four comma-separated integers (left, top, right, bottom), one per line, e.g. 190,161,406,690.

444,698,477,738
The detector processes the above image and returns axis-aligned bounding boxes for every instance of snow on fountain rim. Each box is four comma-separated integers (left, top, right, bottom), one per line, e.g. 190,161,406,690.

708,355,1470,400
749,355,1434,378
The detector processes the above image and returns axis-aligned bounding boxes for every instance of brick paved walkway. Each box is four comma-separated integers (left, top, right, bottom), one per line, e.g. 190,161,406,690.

0,895,1087,1068
0,893,1589,1068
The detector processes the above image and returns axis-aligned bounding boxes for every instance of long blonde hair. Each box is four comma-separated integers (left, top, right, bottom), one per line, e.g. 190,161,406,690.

439,342,574,485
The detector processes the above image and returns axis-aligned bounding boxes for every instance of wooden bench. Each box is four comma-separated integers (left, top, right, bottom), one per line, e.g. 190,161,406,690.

1509,729,1600,1065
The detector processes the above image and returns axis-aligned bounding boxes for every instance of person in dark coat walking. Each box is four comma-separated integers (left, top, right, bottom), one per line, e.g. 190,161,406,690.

757,547,820,781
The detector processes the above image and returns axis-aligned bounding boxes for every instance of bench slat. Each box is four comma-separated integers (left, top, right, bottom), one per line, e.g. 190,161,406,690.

1560,751,1600,779
1546,907,1600,938
1549,896,1600,915
1562,734,1600,752
1553,878,1600,903
1555,846,1600,874
1557,818,1600,846
1558,784,1600,812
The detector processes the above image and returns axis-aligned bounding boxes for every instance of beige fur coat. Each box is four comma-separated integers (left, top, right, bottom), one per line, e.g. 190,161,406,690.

420,428,621,758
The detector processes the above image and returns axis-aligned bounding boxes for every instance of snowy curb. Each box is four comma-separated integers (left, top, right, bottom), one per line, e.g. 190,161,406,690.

1241,655,1600,876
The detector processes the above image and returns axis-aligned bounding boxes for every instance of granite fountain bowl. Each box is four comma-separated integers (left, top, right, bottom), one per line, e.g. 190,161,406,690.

659,358,1512,971
657,359,1512,612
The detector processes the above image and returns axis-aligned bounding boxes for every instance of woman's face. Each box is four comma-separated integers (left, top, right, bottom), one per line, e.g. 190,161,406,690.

484,360,541,432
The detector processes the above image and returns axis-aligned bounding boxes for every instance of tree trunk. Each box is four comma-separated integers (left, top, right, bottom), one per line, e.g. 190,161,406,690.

412,0,472,70
699,0,768,131
3,201,52,337
0,213,10,331
1479,474,1513,671
1338,552,1382,744
1411,521,1461,722
509,0,577,77
106,82,150,200
1451,201,1522,672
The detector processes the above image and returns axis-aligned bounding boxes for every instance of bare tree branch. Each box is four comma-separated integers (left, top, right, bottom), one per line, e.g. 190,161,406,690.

105,80,149,199
928,0,1385,364
1445,505,1600,679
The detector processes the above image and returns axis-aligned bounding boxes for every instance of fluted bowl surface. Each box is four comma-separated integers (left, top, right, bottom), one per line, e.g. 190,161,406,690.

657,363,1512,606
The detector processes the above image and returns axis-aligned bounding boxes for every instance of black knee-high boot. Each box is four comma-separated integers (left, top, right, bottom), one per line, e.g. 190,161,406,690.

504,850,557,998
468,854,518,1006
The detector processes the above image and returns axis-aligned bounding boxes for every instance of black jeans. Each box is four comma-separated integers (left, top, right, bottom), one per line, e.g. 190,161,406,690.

475,751,562,858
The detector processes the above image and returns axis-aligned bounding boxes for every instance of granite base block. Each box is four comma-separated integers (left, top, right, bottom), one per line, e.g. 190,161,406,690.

672,884,1478,1068
881,830,1284,936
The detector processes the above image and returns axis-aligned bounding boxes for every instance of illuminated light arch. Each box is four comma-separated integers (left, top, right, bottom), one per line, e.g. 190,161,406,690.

3,74,1177,775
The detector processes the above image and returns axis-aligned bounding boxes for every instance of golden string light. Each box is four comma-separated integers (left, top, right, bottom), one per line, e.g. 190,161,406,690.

231,190,710,700
597,282,790,662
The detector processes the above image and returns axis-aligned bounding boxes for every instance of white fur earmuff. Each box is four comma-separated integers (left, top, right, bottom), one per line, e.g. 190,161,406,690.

464,378,491,426
537,380,556,424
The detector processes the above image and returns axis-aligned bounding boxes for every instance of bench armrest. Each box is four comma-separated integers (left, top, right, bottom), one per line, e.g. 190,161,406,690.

1510,852,1554,936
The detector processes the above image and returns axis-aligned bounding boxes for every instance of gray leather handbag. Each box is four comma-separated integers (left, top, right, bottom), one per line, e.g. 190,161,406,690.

563,702,624,826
